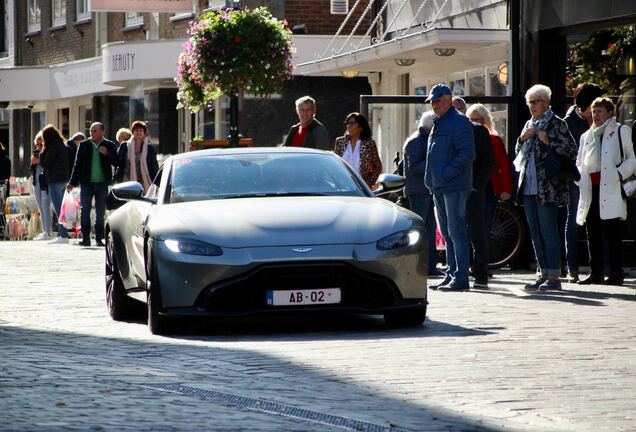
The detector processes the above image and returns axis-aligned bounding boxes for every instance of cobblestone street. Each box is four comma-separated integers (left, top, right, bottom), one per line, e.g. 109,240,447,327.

1,241,635,431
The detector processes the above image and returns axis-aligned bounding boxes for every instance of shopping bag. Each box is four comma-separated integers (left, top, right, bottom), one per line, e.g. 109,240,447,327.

59,190,78,229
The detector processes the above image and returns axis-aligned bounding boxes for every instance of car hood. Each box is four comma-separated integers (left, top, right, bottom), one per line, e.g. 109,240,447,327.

150,196,418,248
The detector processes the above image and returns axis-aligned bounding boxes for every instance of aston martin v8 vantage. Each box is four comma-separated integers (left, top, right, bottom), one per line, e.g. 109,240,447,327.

105,147,427,334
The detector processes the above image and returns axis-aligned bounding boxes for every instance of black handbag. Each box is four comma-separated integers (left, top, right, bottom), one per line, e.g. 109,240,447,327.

617,125,636,200
542,145,580,182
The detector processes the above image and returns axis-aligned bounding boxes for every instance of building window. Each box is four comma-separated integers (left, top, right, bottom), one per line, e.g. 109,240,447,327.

0,0,6,54
76,0,90,22
27,0,41,33
125,12,144,28
52,0,66,27
331,0,348,14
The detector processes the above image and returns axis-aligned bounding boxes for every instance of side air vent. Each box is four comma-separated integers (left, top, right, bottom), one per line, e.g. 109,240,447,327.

331,0,349,15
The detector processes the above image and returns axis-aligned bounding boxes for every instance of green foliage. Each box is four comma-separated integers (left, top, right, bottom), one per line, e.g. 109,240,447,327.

566,25,635,94
176,6,294,112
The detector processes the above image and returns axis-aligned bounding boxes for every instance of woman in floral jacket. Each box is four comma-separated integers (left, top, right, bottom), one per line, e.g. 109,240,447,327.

334,112,382,189
514,84,577,292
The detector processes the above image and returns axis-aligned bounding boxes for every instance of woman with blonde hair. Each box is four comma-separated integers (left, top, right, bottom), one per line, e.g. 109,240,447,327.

114,121,159,193
466,104,513,243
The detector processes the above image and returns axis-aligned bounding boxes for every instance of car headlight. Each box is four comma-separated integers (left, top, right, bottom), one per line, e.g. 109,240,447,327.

164,238,223,256
376,230,420,250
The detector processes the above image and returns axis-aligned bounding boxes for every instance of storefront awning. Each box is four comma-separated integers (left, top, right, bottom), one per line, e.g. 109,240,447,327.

0,57,122,103
296,28,510,77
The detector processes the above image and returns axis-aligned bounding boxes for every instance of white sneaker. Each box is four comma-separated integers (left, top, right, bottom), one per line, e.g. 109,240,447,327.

34,232,51,241
49,236,69,244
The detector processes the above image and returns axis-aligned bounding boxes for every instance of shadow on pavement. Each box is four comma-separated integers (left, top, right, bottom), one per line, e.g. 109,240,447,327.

1,323,508,432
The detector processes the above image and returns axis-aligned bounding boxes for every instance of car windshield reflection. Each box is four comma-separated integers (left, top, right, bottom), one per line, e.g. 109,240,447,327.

169,153,366,203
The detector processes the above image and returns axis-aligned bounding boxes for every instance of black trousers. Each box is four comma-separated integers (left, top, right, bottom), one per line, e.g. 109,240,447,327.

467,189,489,279
585,184,623,278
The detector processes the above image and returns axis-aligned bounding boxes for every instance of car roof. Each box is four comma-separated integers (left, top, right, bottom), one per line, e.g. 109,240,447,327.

172,146,333,161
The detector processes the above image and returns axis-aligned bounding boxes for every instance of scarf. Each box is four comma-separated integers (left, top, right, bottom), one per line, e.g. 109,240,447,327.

513,108,555,172
583,118,611,172
127,137,151,192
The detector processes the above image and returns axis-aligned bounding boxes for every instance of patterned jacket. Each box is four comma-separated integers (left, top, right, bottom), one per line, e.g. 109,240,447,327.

514,114,577,207
334,137,382,189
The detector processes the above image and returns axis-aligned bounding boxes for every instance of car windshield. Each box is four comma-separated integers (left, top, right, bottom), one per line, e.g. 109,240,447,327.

168,152,368,203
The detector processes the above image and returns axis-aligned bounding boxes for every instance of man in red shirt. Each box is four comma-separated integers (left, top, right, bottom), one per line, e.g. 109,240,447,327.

283,96,330,150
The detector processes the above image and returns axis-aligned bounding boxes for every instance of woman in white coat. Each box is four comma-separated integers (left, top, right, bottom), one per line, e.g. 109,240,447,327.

576,97,636,286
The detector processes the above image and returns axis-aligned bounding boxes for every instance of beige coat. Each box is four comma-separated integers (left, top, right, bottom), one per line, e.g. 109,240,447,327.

576,119,636,225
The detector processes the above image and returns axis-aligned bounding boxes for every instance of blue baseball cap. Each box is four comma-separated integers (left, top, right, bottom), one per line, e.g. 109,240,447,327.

426,84,452,102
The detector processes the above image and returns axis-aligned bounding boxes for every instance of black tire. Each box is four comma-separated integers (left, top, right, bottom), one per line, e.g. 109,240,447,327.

146,241,171,335
105,230,136,320
488,202,526,269
384,305,427,328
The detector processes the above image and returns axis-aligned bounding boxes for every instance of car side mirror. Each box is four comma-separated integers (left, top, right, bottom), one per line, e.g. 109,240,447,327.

111,181,155,203
374,173,406,196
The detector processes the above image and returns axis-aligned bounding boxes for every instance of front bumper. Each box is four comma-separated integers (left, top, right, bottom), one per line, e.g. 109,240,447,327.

154,241,427,315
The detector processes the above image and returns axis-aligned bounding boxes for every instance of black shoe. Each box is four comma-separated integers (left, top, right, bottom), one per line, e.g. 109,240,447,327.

95,240,105,247
577,274,604,285
473,277,488,289
430,276,451,290
524,278,545,292
438,281,470,292
604,276,624,286
77,240,91,247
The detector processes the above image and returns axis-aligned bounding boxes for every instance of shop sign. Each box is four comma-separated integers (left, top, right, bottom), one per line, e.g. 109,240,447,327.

51,58,122,99
90,0,193,13
102,40,185,84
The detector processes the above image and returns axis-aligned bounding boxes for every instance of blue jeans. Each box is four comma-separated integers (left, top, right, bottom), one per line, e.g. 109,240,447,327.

408,193,438,274
564,182,579,273
80,182,108,243
522,194,561,277
48,181,68,238
434,190,470,284
34,184,52,234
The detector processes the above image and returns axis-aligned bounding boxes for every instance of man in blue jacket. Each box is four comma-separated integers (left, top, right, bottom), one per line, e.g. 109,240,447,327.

424,84,475,291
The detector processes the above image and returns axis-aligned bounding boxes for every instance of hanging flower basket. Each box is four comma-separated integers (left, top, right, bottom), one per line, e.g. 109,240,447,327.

176,6,295,112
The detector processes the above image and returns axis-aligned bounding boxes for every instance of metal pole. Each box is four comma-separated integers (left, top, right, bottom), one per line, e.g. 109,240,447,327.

228,93,239,148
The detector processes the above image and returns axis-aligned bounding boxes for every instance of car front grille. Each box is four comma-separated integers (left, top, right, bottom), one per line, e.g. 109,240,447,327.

195,262,401,314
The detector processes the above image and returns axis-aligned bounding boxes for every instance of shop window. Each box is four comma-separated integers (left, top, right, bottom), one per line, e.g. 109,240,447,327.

468,74,485,96
31,112,45,142
125,12,144,28
27,0,41,33
57,108,69,139
450,79,465,95
51,0,66,27
79,105,92,136
76,0,90,22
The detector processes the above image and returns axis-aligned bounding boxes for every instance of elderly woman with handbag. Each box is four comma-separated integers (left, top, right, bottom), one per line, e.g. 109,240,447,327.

576,97,636,286
514,84,578,292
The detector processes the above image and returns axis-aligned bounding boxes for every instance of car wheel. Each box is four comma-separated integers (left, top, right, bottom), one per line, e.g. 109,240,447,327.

146,244,171,335
384,305,427,328
105,231,136,320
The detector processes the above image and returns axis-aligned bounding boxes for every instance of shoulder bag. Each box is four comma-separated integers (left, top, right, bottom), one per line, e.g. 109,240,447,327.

617,125,636,200
542,145,580,182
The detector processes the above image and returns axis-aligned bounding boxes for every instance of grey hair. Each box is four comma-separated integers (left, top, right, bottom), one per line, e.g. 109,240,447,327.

295,95,316,109
34,131,43,145
466,103,496,134
71,132,86,141
525,84,552,103
452,96,467,112
418,110,436,132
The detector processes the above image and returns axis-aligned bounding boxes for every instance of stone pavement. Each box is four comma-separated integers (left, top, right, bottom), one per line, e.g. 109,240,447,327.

1,241,635,431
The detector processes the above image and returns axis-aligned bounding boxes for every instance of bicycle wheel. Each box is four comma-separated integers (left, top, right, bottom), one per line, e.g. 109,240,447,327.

488,202,525,269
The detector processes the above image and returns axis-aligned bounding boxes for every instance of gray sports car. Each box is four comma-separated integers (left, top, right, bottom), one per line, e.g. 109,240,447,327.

105,147,427,334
